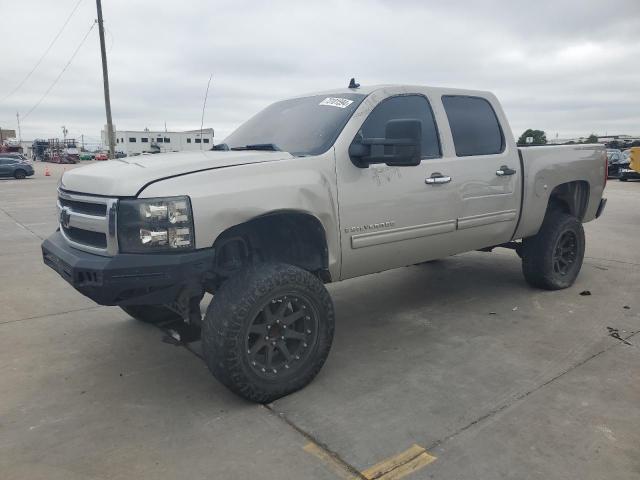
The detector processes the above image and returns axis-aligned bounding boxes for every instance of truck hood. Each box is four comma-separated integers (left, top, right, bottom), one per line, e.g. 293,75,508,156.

60,150,293,196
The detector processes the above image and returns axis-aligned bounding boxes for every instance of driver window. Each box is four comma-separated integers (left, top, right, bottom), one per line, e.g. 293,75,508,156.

360,95,441,159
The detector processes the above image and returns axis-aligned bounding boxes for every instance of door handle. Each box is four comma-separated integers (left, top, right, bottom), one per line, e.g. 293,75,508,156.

425,173,452,185
496,165,516,176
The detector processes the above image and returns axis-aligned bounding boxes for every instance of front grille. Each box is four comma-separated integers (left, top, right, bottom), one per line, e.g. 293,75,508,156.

58,197,107,216
62,226,107,248
57,190,118,256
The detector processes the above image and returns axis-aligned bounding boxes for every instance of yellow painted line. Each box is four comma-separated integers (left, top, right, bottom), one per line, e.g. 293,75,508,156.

375,451,437,480
304,441,437,480
362,444,436,479
303,442,361,480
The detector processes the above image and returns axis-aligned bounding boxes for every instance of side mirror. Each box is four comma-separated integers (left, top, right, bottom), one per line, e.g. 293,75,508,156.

349,119,422,168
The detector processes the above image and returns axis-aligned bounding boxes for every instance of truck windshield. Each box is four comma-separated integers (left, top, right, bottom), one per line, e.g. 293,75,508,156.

223,93,367,156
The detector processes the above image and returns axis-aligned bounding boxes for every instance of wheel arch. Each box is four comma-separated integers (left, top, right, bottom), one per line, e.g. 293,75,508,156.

210,209,331,284
547,180,590,220
514,179,593,240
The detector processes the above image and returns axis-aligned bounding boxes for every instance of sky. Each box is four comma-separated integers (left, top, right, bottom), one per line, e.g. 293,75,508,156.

1,0,639,146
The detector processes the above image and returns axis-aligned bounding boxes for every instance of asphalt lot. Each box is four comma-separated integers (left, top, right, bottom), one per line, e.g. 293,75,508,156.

1,161,638,480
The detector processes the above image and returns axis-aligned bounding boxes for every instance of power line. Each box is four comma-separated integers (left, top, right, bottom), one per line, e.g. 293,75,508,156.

22,21,96,121
0,0,84,105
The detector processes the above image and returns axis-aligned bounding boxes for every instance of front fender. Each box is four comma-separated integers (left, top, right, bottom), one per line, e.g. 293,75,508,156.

138,151,341,279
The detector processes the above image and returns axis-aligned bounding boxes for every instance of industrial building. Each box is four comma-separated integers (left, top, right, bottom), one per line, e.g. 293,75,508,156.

101,127,215,155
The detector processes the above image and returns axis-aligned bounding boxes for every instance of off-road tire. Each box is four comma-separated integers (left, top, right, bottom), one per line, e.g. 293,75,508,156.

521,211,585,290
14,169,26,179
120,305,181,324
202,263,335,403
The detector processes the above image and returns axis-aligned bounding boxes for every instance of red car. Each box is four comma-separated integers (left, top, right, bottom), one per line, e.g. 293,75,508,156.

94,153,109,161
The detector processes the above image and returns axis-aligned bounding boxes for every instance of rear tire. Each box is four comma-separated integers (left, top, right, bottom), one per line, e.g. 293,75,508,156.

521,211,585,290
120,305,181,324
14,169,26,179
619,177,628,182
202,263,335,403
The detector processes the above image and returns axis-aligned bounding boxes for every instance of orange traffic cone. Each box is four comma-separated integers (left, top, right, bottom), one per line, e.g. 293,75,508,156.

45,165,51,176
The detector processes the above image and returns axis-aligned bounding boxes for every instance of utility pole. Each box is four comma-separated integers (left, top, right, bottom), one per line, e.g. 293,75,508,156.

96,0,115,158
16,112,22,143
81,134,85,151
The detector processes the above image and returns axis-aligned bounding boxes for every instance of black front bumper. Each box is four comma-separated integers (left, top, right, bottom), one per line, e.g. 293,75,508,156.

42,231,213,306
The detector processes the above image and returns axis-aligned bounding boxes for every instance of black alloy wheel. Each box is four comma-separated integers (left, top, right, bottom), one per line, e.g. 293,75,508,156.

202,263,335,403
552,231,578,276
521,210,585,290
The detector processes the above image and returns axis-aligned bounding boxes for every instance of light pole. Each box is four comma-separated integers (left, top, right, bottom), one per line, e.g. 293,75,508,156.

96,0,115,158
16,112,22,143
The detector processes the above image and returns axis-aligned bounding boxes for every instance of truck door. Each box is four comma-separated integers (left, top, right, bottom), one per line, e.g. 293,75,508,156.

439,95,522,252
335,94,466,279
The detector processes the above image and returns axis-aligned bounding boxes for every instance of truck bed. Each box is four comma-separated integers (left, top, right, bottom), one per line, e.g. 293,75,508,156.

514,144,606,240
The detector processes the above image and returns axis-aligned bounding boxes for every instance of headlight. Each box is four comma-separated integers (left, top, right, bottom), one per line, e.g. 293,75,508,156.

118,196,194,253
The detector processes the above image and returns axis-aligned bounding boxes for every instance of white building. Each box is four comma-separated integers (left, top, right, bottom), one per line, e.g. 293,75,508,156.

101,127,215,155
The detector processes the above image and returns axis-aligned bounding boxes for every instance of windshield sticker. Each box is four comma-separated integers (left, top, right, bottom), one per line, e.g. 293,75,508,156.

319,97,354,109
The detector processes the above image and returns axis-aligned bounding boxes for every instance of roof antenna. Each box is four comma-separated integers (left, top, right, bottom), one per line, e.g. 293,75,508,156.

348,77,360,89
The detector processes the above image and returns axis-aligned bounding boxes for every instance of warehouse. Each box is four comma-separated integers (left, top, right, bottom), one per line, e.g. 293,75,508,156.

101,127,214,155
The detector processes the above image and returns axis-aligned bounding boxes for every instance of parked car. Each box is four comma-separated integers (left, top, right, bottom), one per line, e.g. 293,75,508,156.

94,152,109,161
79,153,94,161
115,151,127,159
42,84,607,403
49,153,78,164
0,152,29,162
0,157,35,179
606,149,624,178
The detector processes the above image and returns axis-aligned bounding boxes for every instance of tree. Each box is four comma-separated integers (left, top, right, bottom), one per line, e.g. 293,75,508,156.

517,129,547,146
585,134,599,144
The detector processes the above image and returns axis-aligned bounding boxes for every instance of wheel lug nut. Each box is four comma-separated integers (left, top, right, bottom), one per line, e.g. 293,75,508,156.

252,361,256,366
267,325,271,330
284,364,290,369
261,368,266,372
272,368,277,373
303,343,307,347
306,329,311,334
281,336,285,340
265,336,270,340
276,319,280,324
283,325,287,329
295,355,300,360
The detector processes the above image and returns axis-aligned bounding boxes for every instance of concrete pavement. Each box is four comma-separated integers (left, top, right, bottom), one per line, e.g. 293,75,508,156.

1,161,638,479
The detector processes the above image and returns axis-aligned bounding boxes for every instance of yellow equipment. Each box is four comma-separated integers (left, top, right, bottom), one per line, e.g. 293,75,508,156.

630,147,640,172
620,147,640,181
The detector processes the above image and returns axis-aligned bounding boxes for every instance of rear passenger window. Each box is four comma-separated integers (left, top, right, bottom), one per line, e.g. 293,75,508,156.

442,96,504,156
360,95,441,159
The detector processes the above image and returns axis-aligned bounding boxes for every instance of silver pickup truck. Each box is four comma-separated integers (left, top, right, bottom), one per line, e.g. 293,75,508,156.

42,84,607,402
